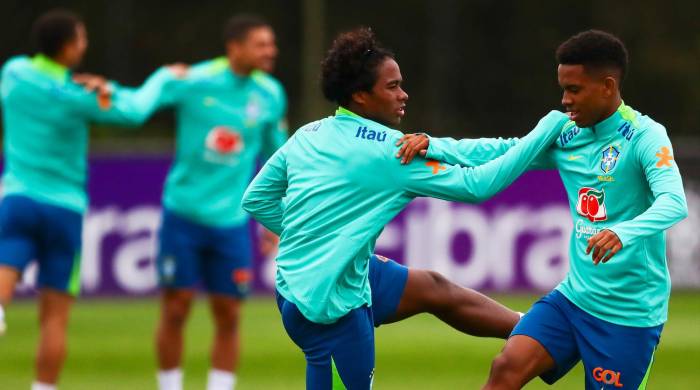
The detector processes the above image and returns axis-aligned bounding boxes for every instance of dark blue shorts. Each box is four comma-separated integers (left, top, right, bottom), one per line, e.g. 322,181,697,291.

276,292,375,390
368,254,409,327
512,289,663,389
0,195,82,295
157,210,253,298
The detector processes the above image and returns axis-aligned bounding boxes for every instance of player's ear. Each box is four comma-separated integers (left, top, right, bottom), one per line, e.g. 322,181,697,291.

351,90,369,106
602,76,617,97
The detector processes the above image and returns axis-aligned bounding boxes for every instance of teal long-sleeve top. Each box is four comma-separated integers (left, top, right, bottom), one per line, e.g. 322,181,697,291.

426,103,688,327
155,57,287,227
1,54,171,213
242,107,568,323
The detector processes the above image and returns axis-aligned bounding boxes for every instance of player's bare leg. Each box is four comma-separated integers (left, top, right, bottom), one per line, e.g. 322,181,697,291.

0,265,21,335
156,289,195,369
208,295,242,389
482,335,555,389
35,289,73,385
387,269,519,338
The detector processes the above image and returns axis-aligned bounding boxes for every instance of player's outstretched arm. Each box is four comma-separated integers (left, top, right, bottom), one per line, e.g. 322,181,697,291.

389,111,567,203
70,65,183,126
395,133,517,166
242,143,289,235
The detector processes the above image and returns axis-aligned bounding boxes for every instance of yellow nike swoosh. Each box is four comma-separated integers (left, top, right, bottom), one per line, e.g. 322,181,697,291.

568,155,583,161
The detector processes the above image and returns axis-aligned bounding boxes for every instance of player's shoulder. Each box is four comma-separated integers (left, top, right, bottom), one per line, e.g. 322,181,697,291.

622,104,668,144
250,69,286,105
2,55,32,78
183,57,229,81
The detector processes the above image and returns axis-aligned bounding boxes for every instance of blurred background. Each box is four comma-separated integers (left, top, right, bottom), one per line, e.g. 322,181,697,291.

0,1,698,389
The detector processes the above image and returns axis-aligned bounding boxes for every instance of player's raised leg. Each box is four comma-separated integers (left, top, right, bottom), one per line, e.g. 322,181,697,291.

369,255,519,338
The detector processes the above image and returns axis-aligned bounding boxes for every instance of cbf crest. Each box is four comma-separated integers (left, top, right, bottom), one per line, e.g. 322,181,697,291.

600,146,620,173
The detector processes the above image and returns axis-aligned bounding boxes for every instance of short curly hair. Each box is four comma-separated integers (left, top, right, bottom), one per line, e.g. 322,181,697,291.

556,30,629,81
321,27,394,106
31,9,82,57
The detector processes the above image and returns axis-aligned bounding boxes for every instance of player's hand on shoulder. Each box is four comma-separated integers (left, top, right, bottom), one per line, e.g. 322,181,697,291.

395,133,429,165
73,73,113,109
586,229,623,265
165,63,190,79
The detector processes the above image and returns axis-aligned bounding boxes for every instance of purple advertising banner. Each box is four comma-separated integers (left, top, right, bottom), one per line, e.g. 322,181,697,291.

11,157,700,296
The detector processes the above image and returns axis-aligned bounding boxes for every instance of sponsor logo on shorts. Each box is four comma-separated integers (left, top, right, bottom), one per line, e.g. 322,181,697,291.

233,269,252,294
375,255,390,263
576,187,607,222
592,367,623,387
161,256,176,283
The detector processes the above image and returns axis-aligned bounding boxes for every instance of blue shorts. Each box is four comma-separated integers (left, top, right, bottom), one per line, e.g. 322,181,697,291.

157,210,252,298
0,195,82,295
276,292,375,390
368,254,408,327
512,289,663,389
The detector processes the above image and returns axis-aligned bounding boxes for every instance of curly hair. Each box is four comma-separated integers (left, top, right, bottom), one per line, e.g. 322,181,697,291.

556,29,629,81
321,27,394,106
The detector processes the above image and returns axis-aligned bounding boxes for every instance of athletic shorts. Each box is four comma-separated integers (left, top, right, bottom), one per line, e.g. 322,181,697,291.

276,291,375,390
368,254,409,327
512,289,663,389
0,195,82,295
157,209,252,298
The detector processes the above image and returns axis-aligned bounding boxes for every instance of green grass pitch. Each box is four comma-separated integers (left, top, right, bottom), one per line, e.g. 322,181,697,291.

1,292,698,389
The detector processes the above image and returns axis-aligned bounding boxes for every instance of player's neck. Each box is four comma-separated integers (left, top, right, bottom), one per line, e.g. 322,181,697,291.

228,57,253,77
596,95,623,126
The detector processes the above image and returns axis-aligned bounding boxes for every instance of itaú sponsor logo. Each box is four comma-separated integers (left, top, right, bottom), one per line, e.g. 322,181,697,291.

592,367,623,387
575,219,601,239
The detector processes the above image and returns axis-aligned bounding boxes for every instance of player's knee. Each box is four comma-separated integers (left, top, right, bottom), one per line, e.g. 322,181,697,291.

162,303,190,329
488,352,521,383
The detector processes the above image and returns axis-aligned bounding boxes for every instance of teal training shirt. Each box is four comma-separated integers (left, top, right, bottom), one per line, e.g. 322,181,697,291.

157,57,288,227
0,55,171,213
426,103,688,327
242,107,568,323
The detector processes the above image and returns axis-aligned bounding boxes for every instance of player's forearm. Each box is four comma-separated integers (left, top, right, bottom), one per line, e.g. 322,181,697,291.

449,111,565,202
426,136,518,167
609,191,688,247
107,67,175,126
242,198,284,235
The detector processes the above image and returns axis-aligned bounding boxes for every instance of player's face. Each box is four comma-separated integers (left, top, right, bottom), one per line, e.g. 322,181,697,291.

360,58,408,127
62,23,88,68
230,26,278,73
558,64,613,128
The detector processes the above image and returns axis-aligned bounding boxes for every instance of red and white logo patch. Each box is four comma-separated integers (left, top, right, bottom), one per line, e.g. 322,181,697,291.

576,187,607,222
206,126,243,154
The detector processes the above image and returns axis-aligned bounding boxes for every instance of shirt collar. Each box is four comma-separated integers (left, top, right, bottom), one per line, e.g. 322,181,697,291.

335,106,361,118
31,54,69,83
590,101,637,136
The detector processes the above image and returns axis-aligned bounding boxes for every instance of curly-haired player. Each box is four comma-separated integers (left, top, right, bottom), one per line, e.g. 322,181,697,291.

242,27,568,389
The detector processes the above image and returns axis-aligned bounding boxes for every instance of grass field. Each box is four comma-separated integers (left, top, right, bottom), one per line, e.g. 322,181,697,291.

1,292,698,389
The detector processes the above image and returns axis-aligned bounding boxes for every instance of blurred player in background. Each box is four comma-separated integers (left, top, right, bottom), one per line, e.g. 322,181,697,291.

0,9,173,390
395,30,689,390
242,27,568,389
151,14,287,390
